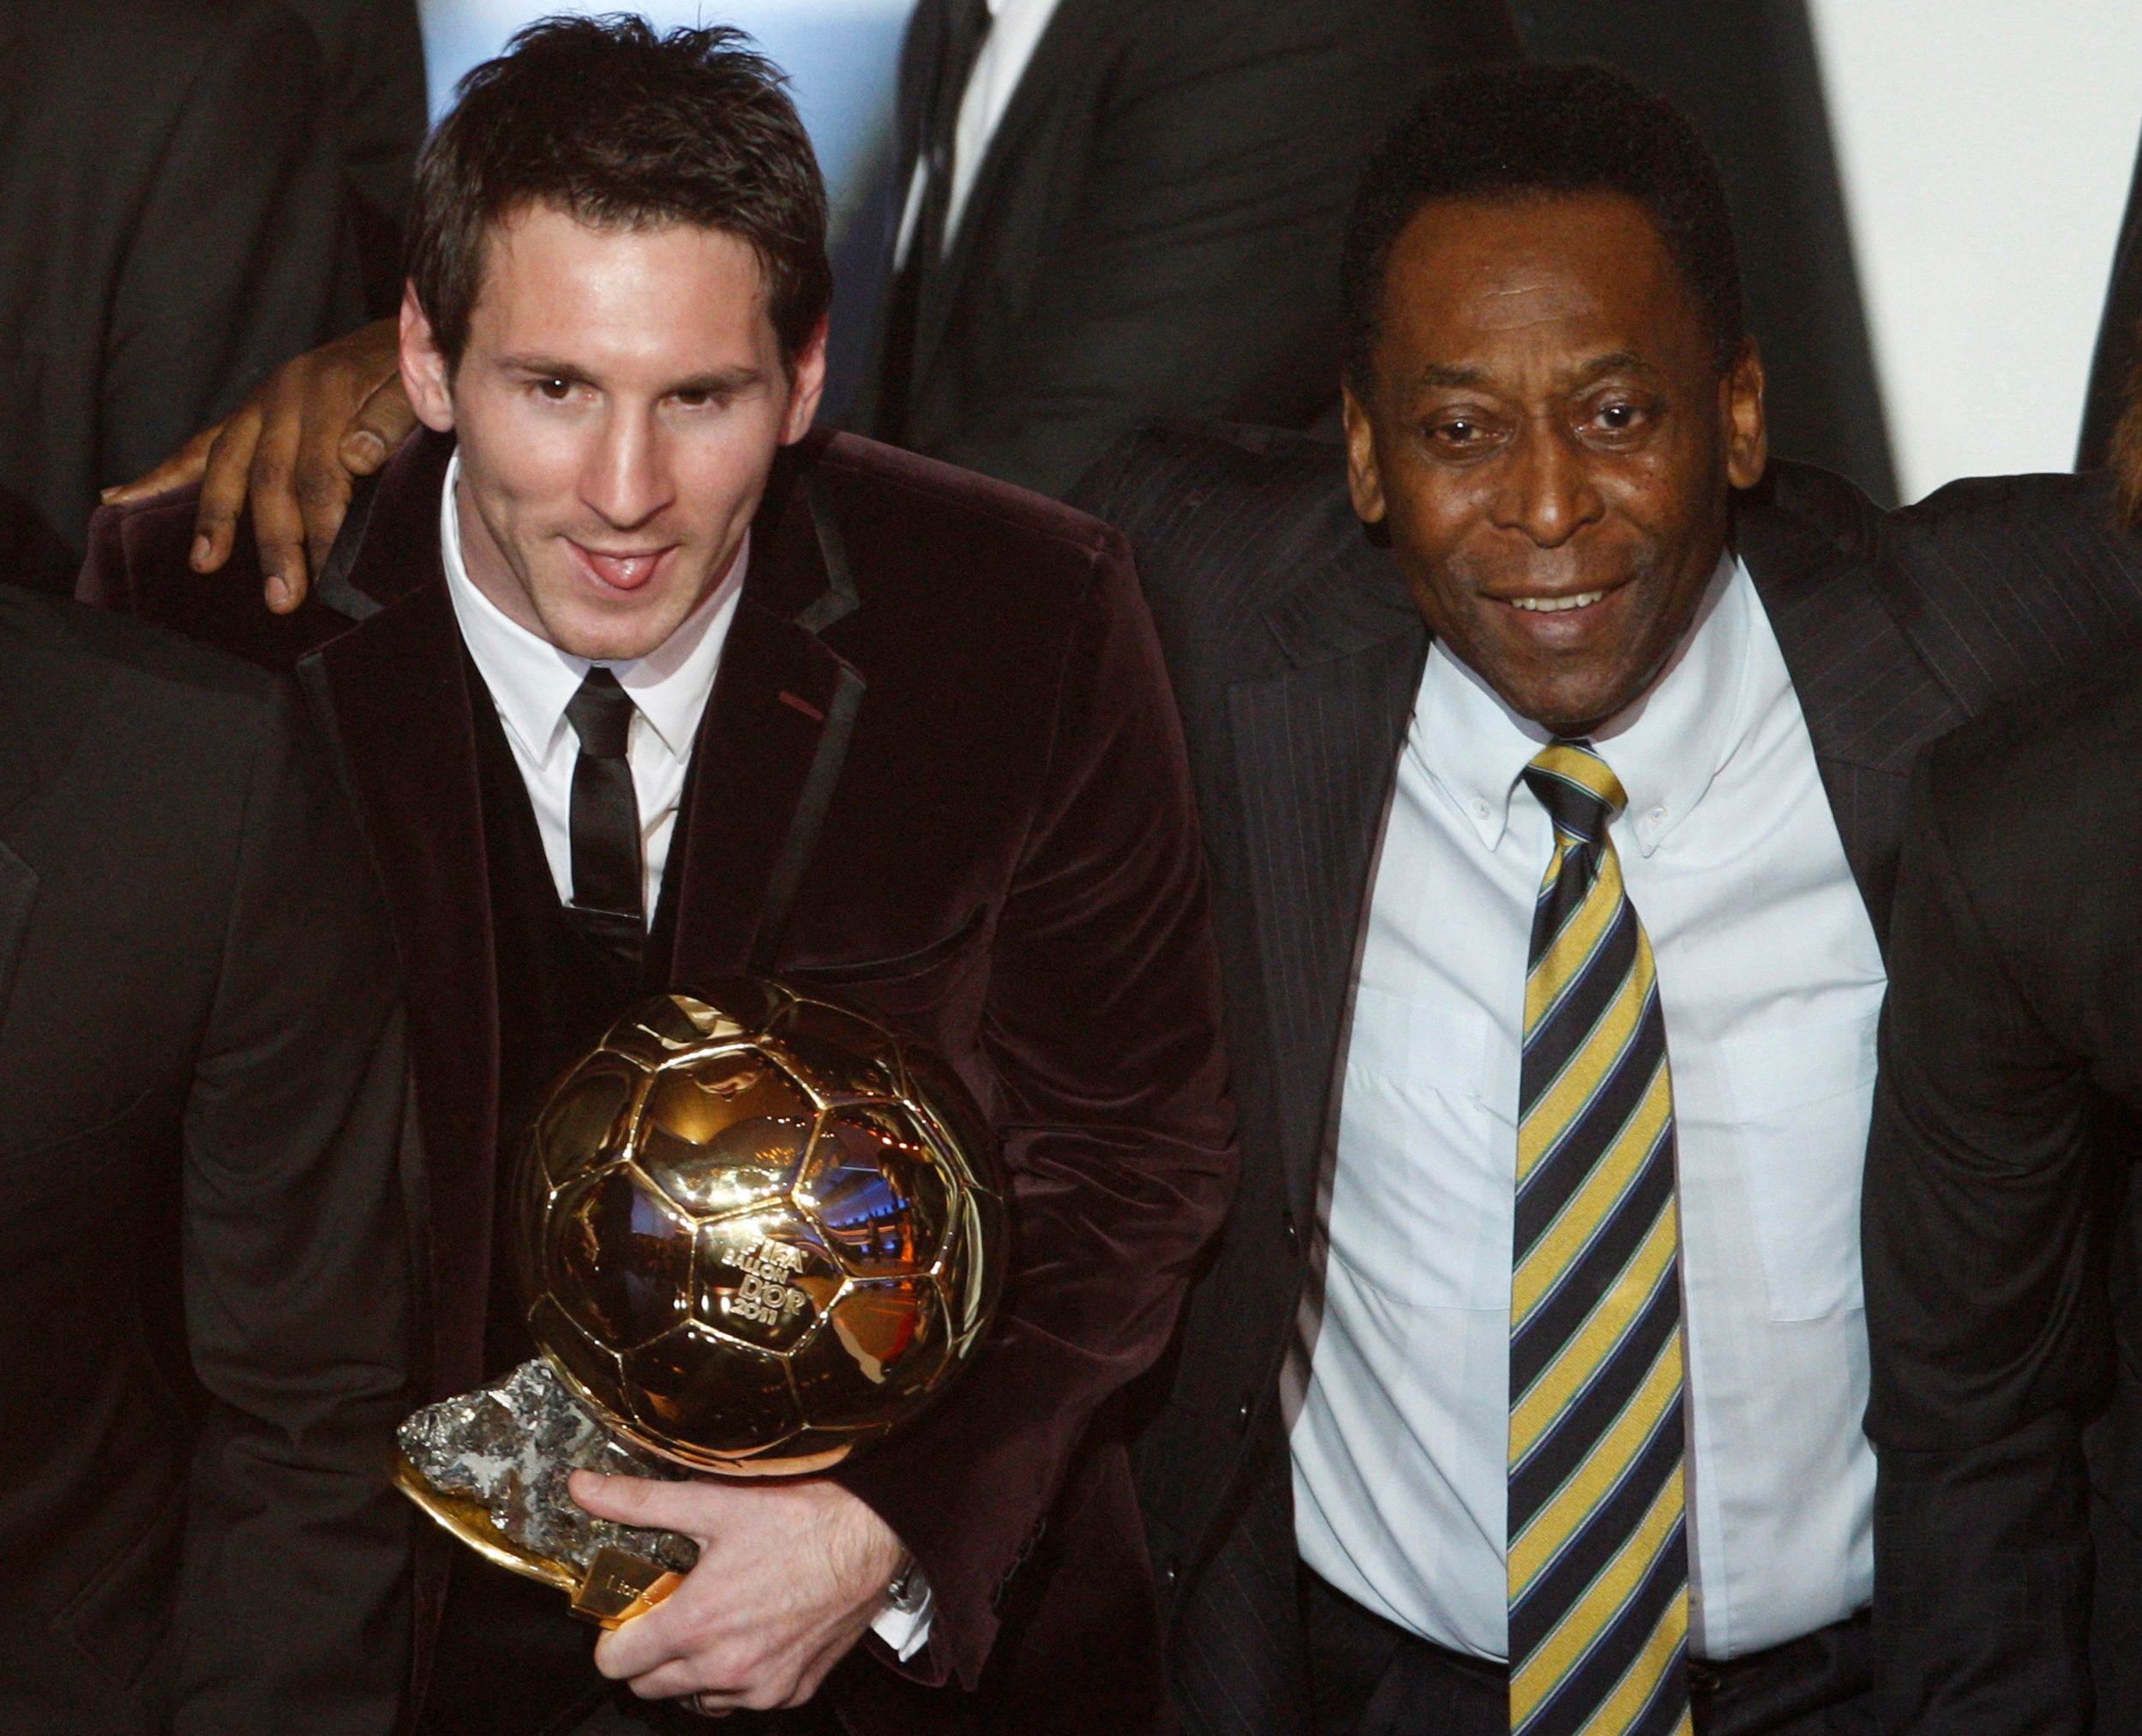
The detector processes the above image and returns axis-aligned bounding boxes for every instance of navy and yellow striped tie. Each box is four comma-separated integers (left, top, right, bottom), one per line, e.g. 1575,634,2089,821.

1509,741,1691,1736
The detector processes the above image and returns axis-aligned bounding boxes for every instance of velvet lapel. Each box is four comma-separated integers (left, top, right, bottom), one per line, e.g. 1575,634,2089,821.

1737,468,1969,952
293,431,498,1392
660,438,866,990
1224,538,1427,1218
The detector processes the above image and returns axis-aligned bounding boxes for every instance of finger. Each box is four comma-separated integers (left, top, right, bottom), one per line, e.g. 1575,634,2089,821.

293,395,359,581
339,372,418,475
591,1595,691,1683
191,406,266,573
569,1470,730,1538
629,1660,764,1704
297,469,354,588
246,395,312,610
103,422,219,506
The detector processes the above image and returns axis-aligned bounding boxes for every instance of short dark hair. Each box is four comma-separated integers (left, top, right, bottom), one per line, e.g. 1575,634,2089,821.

406,14,831,369
1341,63,1745,395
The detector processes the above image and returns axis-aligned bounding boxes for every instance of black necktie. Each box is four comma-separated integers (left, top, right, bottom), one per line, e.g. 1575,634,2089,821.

877,0,994,441
563,667,643,922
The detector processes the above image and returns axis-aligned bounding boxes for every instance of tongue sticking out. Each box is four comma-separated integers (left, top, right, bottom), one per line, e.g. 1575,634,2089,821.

583,549,661,592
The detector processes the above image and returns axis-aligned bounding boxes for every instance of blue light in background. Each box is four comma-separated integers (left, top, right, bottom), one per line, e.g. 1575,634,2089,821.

416,2,913,230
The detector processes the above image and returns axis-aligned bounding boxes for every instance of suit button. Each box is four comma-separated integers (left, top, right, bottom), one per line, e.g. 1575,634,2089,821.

1282,1210,1300,1253
1235,1395,1254,1432
1162,1561,1179,1591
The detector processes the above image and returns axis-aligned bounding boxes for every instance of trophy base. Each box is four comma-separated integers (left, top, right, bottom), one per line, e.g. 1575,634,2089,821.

394,1359,698,1628
393,1452,683,1627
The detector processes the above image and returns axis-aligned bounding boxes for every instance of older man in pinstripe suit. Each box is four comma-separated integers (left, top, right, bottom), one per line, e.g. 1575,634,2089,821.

1075,64,2142,1736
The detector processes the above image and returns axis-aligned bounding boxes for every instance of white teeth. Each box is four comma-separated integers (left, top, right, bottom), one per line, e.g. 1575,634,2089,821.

1509,591,1605,613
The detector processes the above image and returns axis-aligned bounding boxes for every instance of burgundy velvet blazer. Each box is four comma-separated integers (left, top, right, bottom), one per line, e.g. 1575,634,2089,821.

81,426,1238,1733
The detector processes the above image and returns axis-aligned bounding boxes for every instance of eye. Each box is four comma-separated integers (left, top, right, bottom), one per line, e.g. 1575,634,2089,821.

1587,397,1655,439
536,376,573,402
1425,415,1494,452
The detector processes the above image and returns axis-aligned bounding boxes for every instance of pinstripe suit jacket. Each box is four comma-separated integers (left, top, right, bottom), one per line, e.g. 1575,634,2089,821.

1070,423,2142,1735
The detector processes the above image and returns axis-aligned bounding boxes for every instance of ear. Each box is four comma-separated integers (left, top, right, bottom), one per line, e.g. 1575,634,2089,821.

1343,381,1388,528
401,285,456,434
1722,335,1768,491
778,317,831,446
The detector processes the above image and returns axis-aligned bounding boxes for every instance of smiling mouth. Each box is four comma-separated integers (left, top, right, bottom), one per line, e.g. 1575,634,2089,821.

1507,589,1608,614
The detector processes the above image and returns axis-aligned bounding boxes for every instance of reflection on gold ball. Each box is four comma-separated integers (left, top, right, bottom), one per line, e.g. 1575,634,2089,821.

516,982,1006,1476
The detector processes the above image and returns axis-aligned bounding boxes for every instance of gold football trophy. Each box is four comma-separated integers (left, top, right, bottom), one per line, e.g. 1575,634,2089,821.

395,982,1007,1627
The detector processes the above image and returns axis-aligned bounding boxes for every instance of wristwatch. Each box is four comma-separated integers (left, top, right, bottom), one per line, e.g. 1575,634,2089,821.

884,1553,928,1616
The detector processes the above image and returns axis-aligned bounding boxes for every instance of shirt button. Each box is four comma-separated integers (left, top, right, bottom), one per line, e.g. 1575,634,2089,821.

1472,797,1491,820
1648,804,1667,824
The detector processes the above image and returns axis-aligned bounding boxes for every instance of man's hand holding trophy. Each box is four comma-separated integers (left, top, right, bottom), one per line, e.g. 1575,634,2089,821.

395,981,1006,1689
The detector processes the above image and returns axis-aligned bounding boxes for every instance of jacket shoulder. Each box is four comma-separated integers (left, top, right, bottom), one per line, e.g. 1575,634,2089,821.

1885,466,2142,704
0,581,273,706
1893,466,2118,535
1736,457,1886,570
0,582,282,796
811,430,1125,571
82,485,338,675
1071,420,1360,613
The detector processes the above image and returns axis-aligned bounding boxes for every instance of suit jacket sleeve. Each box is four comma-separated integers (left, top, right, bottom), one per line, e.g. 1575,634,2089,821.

1863,753,2111,1736
831,534,1239,1689
99,0,361,494
940,0,1518,499
171,680,417,1736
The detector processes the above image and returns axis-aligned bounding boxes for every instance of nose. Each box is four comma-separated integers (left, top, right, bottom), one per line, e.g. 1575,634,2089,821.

579,406,675,532
1495,417,1604,549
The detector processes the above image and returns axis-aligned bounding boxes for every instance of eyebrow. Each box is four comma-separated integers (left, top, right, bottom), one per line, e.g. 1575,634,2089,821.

494,356,766,396
1407,350,1661,393
1570,350,1658,383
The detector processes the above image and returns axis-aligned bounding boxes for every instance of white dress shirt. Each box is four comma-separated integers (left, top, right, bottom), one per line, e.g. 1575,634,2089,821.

1291,556,1886,1664
893,0,1065,268
439,452,742,920
437,457,935,1661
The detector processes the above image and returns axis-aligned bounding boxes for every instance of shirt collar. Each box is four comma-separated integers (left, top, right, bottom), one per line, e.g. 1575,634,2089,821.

1416,550,1755,858
437,449,745,766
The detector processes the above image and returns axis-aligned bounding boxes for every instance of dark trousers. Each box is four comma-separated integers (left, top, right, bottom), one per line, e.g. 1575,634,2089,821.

1305,1572,1877,1736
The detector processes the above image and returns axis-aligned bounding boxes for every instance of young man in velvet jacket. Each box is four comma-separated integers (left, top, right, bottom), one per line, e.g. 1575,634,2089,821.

82,18,1234,1734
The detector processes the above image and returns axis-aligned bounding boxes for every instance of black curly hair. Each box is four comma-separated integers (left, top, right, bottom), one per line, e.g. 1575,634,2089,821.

1341,63,1745,397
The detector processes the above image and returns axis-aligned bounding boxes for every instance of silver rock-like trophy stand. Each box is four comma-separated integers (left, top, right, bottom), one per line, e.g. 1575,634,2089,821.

395,1358,699,1626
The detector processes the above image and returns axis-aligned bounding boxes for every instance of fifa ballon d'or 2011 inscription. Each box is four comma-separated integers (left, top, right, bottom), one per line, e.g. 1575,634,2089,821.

394,982,1007,1627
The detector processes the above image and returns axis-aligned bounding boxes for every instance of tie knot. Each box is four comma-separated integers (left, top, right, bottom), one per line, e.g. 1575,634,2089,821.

1521,739,1626,844
565,666,636,760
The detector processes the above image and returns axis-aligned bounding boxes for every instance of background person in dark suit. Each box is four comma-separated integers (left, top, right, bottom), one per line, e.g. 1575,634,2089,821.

1858,429,2142,1734
86,19,1234,1733
1863,648,2142,1736
843,0,1521,498
279,0,431,318
109,0,1522,606
0,0,370,595
0,584,416,1734
1071,64,2142,1736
